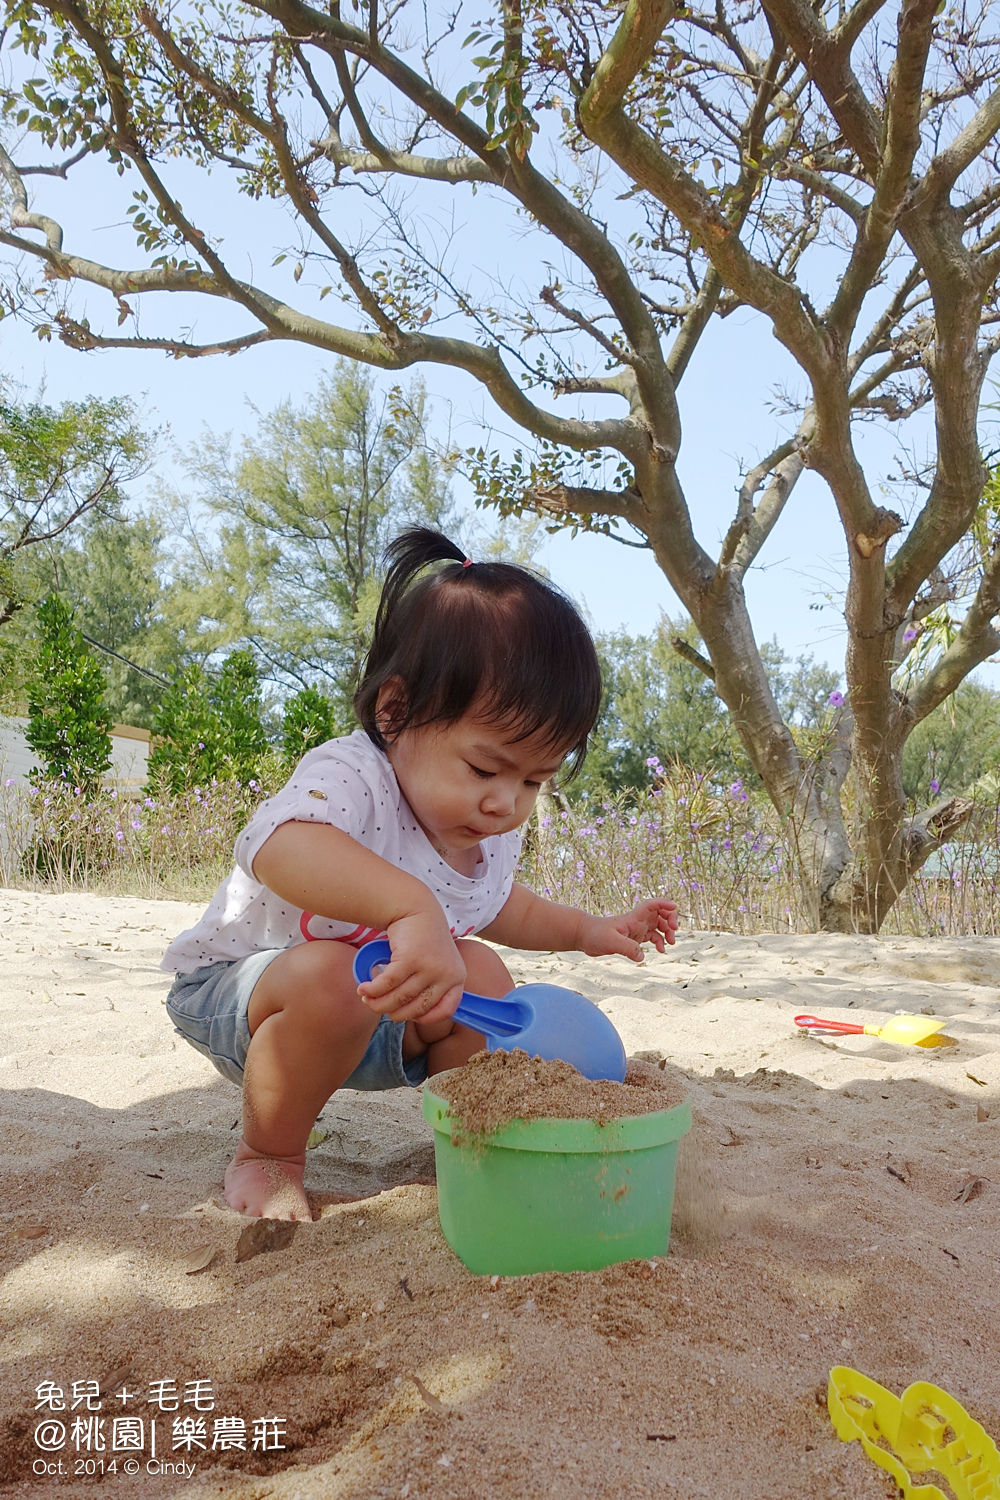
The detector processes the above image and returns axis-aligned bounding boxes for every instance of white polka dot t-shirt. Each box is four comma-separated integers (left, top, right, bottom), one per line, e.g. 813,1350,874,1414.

161,729,522,974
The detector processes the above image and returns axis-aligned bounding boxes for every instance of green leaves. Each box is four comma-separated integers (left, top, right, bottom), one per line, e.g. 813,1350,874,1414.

280,685,338,768
25,594,113,792
149,649,268,793
457,8,539,160
0,387,151,632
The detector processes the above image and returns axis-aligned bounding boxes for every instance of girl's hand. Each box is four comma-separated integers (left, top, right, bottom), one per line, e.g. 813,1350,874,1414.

578,898,679,963
355,913,467,1023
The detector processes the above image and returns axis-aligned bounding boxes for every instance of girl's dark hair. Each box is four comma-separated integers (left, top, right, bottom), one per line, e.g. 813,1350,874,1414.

355,528,602,778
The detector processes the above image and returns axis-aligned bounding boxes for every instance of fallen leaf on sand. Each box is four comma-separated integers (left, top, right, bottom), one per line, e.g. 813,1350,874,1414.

306,1128,329,1150
235,1219,298,1263
98,1367,133,1399
954,1177,986,1204
966,1072,988,1086
16,1223,49,1240
409,1373,458,1416
180,1244,218,1275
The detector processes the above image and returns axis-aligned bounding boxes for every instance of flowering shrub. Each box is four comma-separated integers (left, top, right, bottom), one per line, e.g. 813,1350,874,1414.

522,768,802,933
521,766,1000,936
0,772,275,897
3,760,1000,934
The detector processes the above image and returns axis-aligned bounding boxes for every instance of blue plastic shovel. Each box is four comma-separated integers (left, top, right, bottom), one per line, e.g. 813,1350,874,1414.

353,938,627,1082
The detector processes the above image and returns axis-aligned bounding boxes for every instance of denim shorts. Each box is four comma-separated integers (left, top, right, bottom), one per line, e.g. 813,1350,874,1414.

164,949,429,1091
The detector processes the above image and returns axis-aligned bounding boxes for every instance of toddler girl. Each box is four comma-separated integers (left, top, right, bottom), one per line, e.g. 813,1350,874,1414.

163,528,678,1220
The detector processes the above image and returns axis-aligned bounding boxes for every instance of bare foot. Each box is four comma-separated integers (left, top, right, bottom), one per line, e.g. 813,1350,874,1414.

224,1140,311,1221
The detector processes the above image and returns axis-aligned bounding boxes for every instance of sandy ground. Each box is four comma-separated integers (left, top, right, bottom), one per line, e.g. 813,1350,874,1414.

1,886,998,1500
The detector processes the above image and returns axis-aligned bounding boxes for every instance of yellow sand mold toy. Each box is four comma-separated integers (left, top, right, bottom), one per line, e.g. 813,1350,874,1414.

828,1366,1000,1500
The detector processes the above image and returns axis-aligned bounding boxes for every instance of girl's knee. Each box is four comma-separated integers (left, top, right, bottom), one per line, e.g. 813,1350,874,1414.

455,937,513,998
249,941,362,1033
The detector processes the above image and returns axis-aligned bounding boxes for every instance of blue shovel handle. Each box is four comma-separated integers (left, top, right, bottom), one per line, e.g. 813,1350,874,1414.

353,938,627,1081
352,938,531,1042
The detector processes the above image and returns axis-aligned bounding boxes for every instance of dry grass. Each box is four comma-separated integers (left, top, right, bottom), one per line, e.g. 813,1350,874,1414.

3,767,998,934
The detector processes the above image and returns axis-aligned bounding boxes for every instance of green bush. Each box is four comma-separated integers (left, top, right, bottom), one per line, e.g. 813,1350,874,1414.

149,649,269,793
25,593,112,792
281,685,338,767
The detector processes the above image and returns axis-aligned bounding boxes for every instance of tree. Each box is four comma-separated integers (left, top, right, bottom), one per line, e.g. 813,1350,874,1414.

584,622,838,798
901,680,1000,804
0,387,151,628
148,649,269,792
586,623,748,797
3,0,1000,928
160,363,454,717
25,592,112,790
43,508,182,727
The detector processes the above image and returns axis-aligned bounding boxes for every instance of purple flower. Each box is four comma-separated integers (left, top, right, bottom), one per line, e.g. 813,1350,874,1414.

903,627,917,642
828,691,844,707
929,778,940,794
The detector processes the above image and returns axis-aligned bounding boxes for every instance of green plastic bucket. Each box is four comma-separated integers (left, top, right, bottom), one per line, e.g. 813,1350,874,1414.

422,1081,692,1275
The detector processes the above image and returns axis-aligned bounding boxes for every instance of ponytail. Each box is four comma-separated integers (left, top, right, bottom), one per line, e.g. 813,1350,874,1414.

369,528,467,666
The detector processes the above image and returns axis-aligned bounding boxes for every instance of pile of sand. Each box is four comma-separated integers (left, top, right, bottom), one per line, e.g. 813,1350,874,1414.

1,887,998,1498
430,1049,682,1134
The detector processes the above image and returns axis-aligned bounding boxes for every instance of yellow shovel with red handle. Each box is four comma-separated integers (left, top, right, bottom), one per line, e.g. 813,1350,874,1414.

795,1013,952,1047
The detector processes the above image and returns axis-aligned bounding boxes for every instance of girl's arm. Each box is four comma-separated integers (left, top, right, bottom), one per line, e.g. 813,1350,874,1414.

479,882,678,962
253,821,466,1020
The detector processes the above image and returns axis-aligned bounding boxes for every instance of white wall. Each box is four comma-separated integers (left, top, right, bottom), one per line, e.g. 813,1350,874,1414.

0,716,150,788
